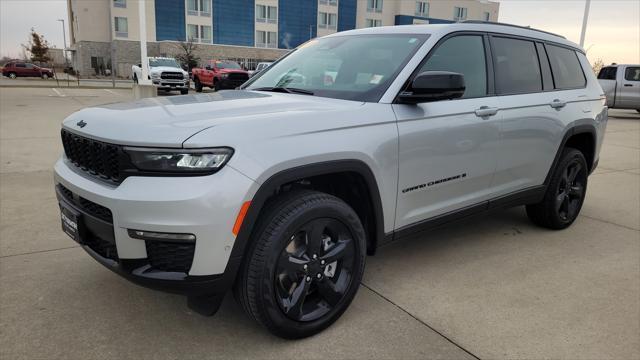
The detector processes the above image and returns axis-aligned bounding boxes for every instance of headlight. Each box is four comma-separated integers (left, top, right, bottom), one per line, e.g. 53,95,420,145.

150,72,160,79
124,147,233,174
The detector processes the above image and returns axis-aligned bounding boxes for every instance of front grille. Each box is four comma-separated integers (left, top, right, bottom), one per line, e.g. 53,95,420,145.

85,234,119,260
161,72,184,80
145,241,195,273
61,130,121,183
228,73,249,82
58,184,113,223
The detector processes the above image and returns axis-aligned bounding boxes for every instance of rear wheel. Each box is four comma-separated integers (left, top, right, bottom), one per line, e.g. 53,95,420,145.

526,148,588,229
194,77,203,92
234,190,366,339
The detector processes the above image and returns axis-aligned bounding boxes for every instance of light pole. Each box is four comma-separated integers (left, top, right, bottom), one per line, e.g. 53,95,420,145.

57,19,68,68
579,0,591,47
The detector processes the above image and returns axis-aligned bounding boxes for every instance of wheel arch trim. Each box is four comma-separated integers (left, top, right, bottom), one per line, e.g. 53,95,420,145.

544,123,597,185
230,159,386,261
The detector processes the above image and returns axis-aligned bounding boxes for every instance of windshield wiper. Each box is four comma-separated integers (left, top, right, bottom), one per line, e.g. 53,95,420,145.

252,87,314,96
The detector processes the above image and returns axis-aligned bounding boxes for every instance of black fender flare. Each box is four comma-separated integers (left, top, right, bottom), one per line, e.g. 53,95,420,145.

230,160,386,262
544,124,597,185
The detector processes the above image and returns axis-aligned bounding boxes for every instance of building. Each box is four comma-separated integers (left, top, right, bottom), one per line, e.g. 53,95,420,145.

66,0,499,78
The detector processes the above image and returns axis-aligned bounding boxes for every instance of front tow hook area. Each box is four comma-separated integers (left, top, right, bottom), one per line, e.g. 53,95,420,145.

187,293,225,316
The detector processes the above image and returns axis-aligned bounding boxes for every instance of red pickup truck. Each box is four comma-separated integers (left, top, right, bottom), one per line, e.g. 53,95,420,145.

191,60,250,92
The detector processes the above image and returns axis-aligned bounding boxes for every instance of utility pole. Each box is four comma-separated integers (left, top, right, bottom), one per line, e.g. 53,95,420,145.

57,19,67,66
108,2,116,87
139,0,150,85
579,0,591,47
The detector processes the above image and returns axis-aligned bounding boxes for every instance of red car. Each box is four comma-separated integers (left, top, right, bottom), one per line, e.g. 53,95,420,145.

191,60,249,92
2,61,54,79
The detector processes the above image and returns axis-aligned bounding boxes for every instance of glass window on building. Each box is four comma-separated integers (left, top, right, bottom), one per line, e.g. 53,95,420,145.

113,0,126,8
256,4,277,23
367,0,383,13
114,17,128,38
256,31,277,48
415,1,429,17
319,12,337,29
187,24,198,42
453,7,467,21
200,25,212,43
319,0,338,5
187,0,210,16
365,18,382,27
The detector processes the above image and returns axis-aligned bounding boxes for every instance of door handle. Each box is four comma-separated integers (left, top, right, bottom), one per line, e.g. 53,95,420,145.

549,99,566,109
623,84,633,87
474,106,499,117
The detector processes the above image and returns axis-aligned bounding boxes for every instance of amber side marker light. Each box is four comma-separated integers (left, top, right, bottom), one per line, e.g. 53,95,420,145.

233,201,252,236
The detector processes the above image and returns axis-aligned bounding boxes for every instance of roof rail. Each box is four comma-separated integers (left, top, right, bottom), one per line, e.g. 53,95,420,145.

460,20,567,39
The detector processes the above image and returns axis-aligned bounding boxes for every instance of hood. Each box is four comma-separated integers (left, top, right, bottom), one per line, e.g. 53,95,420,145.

61,91,363,147
218,68,248,74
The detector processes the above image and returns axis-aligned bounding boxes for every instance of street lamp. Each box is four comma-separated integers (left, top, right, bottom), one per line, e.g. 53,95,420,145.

579,0,591,47
57,19,68,68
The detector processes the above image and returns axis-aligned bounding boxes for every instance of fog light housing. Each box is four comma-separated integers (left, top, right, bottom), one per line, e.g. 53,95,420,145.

128,229,196,243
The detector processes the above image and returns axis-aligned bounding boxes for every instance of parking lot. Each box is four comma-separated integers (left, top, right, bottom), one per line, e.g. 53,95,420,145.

0,87,638,359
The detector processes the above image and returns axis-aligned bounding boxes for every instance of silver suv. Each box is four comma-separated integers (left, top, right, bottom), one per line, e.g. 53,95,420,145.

54,22,607,338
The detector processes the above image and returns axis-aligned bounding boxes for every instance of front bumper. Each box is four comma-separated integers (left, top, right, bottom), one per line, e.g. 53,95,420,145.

152,78,189,89
54,156,256,295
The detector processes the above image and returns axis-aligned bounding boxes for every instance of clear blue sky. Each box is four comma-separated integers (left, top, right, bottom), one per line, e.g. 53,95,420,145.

1,0,639,64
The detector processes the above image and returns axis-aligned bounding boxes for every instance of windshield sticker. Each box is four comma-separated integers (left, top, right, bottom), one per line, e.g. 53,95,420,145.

370,74,384,84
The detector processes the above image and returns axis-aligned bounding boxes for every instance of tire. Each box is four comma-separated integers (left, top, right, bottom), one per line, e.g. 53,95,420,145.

42,73,49,80
180,88,188,95
636,109,640,113
8,72,16,79
194,77,203,92
214,80,220,92
234,190,366,339
133,75,138,84
526,147,588,229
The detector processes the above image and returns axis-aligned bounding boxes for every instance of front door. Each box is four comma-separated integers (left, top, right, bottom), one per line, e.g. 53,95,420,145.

393,34,500,229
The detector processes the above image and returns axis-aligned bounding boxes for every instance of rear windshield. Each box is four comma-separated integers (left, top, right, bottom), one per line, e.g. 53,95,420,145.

216,61,242,69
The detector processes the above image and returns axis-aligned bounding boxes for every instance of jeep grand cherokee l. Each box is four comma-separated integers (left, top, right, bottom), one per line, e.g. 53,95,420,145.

54,22,607,339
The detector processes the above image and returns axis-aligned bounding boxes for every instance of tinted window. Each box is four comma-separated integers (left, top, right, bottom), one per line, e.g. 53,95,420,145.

624,67,640,81
25,63,34,69
536,42,554,90
418,35,486,98
546,44,586,89
597,67,617,80
492,37,541,94
15,63,25,68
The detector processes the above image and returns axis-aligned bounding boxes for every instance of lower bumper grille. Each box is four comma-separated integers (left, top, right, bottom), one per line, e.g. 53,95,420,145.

145,241,195,273
85,234,119,260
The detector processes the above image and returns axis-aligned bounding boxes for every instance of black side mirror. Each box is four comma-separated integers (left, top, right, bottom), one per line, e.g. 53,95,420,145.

205,65,212,70
137,63,142,68
398,71,465,104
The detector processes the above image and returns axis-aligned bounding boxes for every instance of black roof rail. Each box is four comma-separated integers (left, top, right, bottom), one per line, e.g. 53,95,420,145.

460,20,567,39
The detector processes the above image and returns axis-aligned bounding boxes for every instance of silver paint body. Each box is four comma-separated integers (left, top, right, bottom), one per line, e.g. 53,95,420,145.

54,23,607,276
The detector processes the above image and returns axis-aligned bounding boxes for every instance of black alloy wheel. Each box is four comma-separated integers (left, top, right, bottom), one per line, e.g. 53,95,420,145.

275,217,355,322
555,160,586,222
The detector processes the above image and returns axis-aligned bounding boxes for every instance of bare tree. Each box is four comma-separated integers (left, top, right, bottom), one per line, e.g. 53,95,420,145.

174,39,200,72
591,58,604,75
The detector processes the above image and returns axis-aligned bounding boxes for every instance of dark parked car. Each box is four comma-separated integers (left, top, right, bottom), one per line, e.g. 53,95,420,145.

2,62,54,79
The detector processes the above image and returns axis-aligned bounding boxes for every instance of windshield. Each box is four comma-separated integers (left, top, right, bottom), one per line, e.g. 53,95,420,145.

149,58,180,68
245,34,428,102
217,61,242,69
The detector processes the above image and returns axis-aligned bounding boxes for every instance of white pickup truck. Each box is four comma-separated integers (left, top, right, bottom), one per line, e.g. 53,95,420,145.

597,64,640,112
131,57,190,95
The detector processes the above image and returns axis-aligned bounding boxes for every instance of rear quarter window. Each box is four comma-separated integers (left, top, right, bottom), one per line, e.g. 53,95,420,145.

546,44,586,89
492,36,542,94
624,67,640,81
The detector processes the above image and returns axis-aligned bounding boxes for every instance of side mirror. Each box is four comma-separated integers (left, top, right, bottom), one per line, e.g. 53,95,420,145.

205,65,213,70
398,71,465,104
137,63,142,68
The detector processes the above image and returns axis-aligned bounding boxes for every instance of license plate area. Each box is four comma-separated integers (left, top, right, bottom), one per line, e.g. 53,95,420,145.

60,201,83,243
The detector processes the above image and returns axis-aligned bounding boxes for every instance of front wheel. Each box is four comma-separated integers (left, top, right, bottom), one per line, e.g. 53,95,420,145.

526,148,588,229
180,88,189,95
133,75,138,84
194,77,203,92
234,190,366,339
8,72,16,79
41,73,49,80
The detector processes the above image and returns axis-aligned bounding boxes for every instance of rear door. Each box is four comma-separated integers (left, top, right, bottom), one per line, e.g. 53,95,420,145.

14,63,27,76
619,66,640,108
490,36,566,194
24,63,38,77
393,33,501,228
